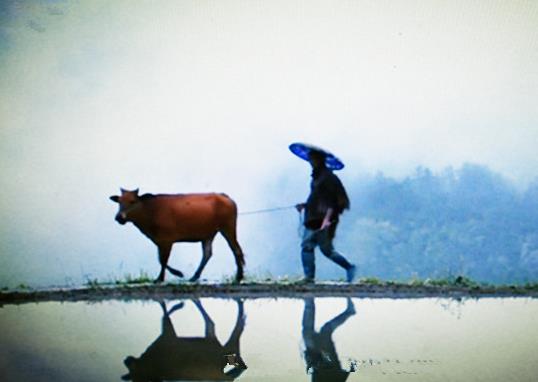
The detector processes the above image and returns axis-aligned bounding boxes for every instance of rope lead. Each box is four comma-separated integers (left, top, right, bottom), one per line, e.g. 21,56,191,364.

238,205,297,216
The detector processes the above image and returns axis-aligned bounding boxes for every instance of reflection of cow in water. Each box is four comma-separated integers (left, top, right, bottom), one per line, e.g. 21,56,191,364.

302,297,356,382
122,299,247,381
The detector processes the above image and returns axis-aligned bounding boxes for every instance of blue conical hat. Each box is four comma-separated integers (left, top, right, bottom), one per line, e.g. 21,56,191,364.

289,142,344,170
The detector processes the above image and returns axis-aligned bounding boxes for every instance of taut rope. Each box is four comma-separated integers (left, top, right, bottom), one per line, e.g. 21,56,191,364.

238,205,297,216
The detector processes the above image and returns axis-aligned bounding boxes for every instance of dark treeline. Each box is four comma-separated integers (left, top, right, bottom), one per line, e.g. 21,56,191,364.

266,164,538,284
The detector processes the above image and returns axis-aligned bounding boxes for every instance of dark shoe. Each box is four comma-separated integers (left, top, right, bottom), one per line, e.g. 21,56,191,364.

346,265,357,283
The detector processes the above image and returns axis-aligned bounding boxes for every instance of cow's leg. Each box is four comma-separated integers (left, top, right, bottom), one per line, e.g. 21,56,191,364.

223,299,247,375
192,299,216,339
155,243,172,283
220,225,245,282
167,301,185,316
158,300,178,338
224,299,246,353
166,264,184,278
190,235,216,282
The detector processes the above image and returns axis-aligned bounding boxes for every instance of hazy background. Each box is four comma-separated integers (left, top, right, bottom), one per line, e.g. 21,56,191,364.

1,0,537,287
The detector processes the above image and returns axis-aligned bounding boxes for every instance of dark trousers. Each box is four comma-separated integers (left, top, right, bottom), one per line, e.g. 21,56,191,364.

301,228,352,279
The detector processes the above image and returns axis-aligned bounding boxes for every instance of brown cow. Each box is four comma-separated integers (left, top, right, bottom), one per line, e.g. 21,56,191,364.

110,188,245,282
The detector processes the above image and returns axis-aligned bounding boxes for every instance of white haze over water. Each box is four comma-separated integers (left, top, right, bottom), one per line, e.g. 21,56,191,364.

1,0,537,286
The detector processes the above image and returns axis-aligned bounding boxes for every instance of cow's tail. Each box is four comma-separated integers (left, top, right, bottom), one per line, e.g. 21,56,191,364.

231,204,245,267
219,193,245,266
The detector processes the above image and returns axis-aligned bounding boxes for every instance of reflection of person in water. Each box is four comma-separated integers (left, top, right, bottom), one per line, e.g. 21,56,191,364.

121,299,247,382
302,297,356,382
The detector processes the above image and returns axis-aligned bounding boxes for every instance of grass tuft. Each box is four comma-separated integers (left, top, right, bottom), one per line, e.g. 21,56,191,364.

360,277,383,286
524,282,538,291
115,270,153,285
84,270,154,288
85,278,102,289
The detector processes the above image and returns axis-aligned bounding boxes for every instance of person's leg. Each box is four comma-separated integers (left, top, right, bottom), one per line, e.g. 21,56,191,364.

319,298,356,339
318,229,356,281
301,297,318,373
301,228,318,281
302,297,316,345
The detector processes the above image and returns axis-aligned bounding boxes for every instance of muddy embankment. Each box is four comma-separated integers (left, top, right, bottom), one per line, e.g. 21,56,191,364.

2,282,538,305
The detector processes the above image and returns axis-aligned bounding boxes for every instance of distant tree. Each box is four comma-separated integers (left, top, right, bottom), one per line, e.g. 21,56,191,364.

264,164,538,284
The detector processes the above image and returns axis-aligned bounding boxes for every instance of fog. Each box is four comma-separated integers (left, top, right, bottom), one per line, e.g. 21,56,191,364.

1,1,537,287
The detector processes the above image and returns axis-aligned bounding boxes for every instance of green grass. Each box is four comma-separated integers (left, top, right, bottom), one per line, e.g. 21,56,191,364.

84,270,154,288
359,277,383,285
242,274,535,292
84,278,102,289
5,273,537,294
410,276,483,289
231,274,536,292
114,270,153,285
221,273,305,285
523,282,538,291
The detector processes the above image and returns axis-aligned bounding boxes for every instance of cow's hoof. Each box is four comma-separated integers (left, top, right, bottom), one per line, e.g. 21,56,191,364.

189,276,200,283
153,278,164,284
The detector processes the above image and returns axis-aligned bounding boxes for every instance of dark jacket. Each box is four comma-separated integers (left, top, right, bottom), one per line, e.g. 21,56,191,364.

304,167,350,236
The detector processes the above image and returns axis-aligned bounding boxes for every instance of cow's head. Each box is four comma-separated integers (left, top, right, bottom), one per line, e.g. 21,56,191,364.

121,356,139,381
109,188,140,225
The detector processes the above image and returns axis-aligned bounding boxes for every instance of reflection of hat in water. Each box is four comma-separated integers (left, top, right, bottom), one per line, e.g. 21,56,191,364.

289,142,345,170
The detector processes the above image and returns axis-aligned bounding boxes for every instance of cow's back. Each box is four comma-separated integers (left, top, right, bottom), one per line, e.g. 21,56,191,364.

136,193,237,243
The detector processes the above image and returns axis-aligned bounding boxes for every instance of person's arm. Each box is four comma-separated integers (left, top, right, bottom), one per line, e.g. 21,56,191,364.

319,207,334,230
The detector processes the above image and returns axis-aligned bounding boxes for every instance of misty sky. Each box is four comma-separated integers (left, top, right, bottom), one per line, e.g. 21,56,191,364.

1,0,537,287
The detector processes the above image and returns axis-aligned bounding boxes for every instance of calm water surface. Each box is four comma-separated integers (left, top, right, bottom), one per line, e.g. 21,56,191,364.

1,297,537,381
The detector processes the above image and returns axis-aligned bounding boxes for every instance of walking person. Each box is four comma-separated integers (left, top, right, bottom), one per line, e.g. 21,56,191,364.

290,143,356,283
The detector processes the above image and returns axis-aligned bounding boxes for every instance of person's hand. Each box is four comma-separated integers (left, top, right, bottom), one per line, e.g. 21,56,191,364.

318,208,334,231
295,203,306,212
319,219,332,231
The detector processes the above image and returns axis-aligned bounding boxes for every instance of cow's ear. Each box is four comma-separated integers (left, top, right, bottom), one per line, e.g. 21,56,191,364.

110,195,120,203
134,188,139,196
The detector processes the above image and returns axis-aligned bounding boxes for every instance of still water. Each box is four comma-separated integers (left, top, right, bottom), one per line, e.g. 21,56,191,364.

1,297,537,381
